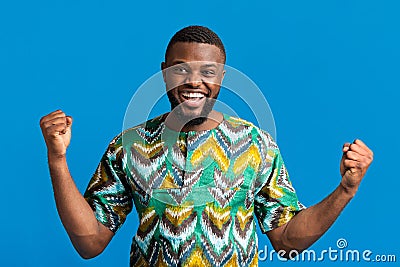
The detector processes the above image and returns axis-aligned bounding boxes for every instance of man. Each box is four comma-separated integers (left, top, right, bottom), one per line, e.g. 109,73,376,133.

40,26,373,266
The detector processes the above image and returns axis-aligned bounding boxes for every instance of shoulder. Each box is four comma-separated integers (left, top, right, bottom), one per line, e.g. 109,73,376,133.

222,114,255,128
222,114,277,148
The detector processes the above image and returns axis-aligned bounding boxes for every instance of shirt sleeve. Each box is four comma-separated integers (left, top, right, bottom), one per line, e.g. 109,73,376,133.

84,135,133,233
254,131,305,233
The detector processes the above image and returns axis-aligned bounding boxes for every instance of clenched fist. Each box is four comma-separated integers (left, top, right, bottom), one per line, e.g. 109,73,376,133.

340,139,373,195
40,110,73,157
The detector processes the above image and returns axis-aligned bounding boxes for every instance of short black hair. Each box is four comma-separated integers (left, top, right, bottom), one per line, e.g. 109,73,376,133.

165,25,226,63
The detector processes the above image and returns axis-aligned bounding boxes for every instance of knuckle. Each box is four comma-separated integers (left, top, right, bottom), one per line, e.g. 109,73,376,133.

45,121,54,128
48,124,59,131
39,117,47,126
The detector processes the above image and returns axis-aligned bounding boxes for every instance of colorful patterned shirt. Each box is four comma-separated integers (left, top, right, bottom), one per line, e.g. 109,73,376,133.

84,113,305,267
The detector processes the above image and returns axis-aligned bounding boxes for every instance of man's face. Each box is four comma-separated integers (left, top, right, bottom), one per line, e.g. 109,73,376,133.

162,42,225,126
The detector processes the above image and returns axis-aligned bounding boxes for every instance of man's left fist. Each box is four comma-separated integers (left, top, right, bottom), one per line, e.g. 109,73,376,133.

340,139,373,195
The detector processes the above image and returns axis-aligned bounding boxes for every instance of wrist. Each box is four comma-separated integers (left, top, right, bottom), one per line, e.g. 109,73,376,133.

47,151,67,163
339,180,358,198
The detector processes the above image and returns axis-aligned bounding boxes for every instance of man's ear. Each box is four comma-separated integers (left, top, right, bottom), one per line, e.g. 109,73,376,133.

220,69,226,84
161,62,167,83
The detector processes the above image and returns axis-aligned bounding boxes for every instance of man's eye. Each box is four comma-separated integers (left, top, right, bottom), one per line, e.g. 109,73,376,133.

202,70,216,76
173,67,188,73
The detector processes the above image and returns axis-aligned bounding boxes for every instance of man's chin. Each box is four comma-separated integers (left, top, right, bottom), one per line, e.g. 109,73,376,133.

167,91,217,128
180,107,203,119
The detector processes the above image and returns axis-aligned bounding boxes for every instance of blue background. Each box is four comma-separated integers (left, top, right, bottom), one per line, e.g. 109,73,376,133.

1,0,399,266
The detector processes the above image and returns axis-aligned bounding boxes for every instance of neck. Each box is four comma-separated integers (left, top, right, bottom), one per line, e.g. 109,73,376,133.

165,110,223,132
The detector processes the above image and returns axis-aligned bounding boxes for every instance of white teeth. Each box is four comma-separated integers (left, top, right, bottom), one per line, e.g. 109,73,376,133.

182,92,205,98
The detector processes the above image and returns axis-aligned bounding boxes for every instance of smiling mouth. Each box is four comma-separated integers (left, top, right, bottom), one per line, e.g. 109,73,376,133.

181,92,206,101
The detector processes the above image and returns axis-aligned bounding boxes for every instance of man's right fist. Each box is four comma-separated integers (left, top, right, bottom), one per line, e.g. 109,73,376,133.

40,110,73,157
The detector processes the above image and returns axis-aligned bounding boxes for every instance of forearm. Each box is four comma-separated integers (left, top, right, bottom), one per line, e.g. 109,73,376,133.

48,154,109,258
267,140,372,257
280,184,356,252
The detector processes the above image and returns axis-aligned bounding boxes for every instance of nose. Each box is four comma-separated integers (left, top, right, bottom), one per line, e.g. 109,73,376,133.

186,72,202,88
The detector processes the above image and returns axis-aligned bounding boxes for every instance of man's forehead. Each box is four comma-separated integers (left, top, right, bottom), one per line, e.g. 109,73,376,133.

170,60,223,68
166,42,225,64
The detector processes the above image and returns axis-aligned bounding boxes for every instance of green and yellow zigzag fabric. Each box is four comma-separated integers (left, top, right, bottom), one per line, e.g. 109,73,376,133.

84,113,305,266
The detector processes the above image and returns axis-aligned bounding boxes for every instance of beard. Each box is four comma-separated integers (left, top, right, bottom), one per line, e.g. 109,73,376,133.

167,90,218,128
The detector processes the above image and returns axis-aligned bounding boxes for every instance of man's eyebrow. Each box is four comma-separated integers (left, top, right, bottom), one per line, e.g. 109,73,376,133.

169,61,219,68
170,60,188,66
201,63,218,68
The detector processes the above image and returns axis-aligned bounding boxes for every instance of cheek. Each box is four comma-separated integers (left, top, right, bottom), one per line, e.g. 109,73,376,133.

165,74,186,90
206,75,223,87
205,81,221,96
